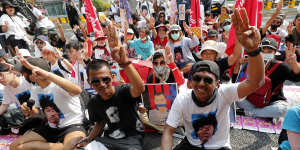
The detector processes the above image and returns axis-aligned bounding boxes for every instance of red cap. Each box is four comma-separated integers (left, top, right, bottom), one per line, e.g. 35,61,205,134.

95,32,107,40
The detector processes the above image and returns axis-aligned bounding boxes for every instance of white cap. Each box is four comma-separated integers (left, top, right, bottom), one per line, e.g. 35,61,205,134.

18,49,31,57
127,28,134,34
198,40,220,57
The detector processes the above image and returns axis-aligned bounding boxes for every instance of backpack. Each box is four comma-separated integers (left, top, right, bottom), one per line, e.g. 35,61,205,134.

247,61,282,108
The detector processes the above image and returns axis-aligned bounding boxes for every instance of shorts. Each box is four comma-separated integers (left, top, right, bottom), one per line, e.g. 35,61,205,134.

32,123,86,143
174,137,231,150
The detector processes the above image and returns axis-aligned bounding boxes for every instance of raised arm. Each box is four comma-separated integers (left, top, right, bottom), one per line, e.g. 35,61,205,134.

228,41,242,66
108,23,145,98
55,19,66,42
232,8,265,99
261,0,283,35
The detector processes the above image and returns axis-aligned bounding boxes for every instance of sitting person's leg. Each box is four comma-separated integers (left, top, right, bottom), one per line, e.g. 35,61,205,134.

10,131,64,150
237,100,288,118
62,127,86,150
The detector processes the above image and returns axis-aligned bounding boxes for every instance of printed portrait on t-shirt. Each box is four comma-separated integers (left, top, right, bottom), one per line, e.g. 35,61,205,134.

15,90,31,105
142,83,178,125
191,109,218,141
38,94,64,127
174,46,184,63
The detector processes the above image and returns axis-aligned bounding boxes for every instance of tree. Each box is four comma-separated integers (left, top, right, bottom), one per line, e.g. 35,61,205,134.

92,0,109,12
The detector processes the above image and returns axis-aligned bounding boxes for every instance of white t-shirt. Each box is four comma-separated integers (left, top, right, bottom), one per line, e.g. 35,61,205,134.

32,82,83,128
3,77,32,106
32,7,55,29
166,83,241,149
0,14,28,40
167,36,199,63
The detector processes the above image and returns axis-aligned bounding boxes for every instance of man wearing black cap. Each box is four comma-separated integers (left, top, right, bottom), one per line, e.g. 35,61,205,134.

236,38,300,124
161,8,265,150
10,57,86,150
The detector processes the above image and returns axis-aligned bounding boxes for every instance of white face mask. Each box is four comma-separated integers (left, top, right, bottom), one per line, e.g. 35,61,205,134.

262,53,274,61
141,37,147,41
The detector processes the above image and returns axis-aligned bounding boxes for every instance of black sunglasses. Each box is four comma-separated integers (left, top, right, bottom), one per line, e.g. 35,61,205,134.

4,6,13,9
153,60,165,66
91,76,111,86
36,41,44,45
192,75,213,85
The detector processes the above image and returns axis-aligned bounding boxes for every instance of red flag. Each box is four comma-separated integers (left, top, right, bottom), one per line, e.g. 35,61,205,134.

84,0,105,35
225,0,262,56
190,0,201,27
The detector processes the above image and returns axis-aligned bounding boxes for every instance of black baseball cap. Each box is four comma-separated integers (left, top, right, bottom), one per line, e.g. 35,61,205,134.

188,60,220,80
14,57,51,73
261,38,277,51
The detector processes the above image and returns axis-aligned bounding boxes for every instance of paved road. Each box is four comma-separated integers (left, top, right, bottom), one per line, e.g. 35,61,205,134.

141,128,279,150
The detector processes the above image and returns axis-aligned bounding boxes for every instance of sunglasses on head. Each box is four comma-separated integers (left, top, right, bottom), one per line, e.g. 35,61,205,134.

192,75,213,85
90,76,111,86
153,60,165,66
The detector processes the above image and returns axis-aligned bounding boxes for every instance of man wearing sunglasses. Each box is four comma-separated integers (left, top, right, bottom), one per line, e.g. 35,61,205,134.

162,8,265,150
78,46,145,149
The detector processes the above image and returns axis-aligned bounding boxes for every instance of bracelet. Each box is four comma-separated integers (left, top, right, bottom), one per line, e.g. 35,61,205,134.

119,61,132,68
246,47,261,57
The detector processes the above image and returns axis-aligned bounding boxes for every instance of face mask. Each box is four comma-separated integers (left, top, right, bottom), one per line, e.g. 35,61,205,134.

270,24,279,30
171,33,180,40
159,35,165,39
141,37,147,41
262,53,274,61
224,25,231,31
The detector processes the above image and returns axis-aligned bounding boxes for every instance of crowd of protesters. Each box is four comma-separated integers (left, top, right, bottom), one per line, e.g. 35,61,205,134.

0,0,299,149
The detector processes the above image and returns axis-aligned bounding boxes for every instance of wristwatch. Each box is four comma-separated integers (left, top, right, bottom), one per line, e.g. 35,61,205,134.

246,47,261,57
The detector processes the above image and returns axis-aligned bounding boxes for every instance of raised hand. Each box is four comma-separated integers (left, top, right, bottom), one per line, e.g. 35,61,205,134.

232,8,261,51
287,21,294,35
150,16,155,29
107,23,120,50
111,46,128,65
165,47,174,64
183,22,191,34
285,43,297,65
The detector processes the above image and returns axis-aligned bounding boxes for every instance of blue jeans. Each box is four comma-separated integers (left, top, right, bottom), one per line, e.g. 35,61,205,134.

236,100,288,118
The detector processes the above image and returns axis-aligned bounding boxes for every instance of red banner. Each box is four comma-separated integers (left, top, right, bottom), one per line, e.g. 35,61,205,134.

84,0,104,35
225,0,262,56
190,0,201,27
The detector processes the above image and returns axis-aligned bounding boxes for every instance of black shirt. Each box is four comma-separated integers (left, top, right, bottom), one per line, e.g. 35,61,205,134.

87,84,140,137
267,60,300,102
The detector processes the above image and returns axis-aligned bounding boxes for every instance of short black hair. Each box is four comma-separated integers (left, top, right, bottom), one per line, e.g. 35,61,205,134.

40,95,60,113
153,52,164,62
86,59,110,80
192,113,217,137
65,40,83,52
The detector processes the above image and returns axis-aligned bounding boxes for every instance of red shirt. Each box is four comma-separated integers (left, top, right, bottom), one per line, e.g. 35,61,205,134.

154,36,168,49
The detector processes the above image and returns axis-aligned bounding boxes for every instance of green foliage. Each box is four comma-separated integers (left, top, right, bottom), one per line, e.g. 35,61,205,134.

92,0,110,12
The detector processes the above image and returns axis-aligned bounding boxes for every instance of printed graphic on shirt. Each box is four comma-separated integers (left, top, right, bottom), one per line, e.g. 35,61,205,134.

15,90,31,105
191,109,218,140
174,46,184,63
38,94,64,127
142,83,178,125
105,106,126,139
